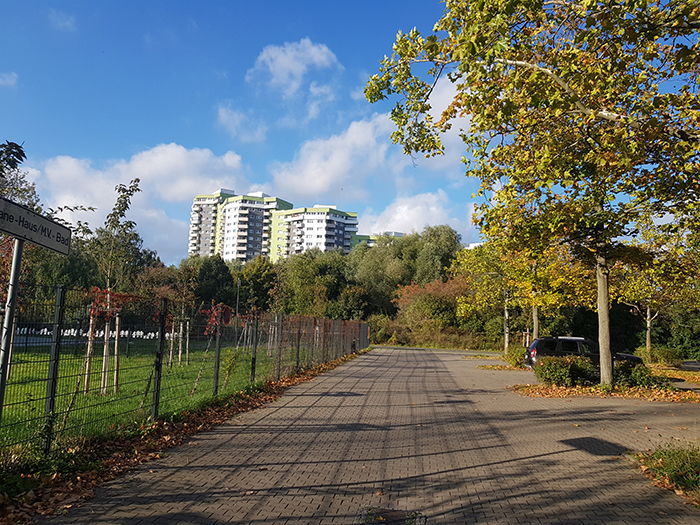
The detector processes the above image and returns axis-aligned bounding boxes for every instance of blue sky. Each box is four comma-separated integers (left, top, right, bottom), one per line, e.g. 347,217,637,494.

0,1,480,265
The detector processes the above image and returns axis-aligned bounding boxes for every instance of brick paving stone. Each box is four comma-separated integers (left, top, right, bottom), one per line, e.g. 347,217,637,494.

35,348,700,524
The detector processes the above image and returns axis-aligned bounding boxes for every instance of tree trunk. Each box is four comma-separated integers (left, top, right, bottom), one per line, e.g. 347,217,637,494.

596,253,613,385
532,305,539,340
113,314,120,394
503,304,510,354
84,313,96,394
101,317,110,395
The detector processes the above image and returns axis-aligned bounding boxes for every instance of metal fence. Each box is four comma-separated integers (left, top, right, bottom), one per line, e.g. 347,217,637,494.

0,285,370,456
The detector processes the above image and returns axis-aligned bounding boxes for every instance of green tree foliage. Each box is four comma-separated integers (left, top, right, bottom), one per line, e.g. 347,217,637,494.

414,224,463,284
613,220,700,360
347,237,413,315
86,179,158,293
450,244,518,351
366,0,700,383
273,249,354,317
195,255,235,306
240,255,275,311
133,263,180,299
0,164,40,211
0,141,26,178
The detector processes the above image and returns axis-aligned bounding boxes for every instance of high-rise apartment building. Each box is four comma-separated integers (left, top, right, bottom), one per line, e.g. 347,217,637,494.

188,190,293,262
269,205,359,262
188,189,235,258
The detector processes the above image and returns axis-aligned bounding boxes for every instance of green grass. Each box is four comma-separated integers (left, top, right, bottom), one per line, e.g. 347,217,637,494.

0,337,325,454
637,444,700,505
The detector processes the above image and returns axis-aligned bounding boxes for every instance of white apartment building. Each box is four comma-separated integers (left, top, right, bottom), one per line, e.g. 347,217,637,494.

188,189,235,258
269,205,359,262
188,190,293,262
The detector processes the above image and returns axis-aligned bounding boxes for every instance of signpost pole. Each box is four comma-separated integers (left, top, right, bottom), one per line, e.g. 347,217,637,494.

0,238,24,425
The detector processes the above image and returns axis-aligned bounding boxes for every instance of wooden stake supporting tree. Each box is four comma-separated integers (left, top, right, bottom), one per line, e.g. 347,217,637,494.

83,287,136,395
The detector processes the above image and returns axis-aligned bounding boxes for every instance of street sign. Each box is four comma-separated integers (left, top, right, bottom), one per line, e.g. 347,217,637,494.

0,196,71,255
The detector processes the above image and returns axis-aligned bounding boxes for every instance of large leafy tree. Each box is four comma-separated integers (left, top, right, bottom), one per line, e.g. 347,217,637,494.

367,0,699,384
195,255,235,306
273,249,350,317
613,220,700,361
415,225,463,284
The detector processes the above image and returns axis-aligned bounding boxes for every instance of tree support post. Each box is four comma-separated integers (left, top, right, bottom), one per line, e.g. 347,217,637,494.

213,308,222,397
250,316,258,384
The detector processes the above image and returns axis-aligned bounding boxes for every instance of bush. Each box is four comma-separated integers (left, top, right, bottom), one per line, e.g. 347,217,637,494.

613,361,672,389
651,346,684,366
533,355,597,387
503,349,526,368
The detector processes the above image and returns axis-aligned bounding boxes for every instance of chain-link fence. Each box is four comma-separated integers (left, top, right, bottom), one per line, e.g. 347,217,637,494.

0,285,370,457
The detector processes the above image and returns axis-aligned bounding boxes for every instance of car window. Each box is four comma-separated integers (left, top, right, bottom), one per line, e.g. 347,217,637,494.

561,340,579,354
541,340,557,351
579,342,597,355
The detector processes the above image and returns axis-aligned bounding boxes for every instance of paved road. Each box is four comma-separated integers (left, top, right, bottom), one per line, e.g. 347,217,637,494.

40,348,700,524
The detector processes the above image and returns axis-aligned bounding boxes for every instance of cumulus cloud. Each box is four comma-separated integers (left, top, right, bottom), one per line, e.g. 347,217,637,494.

218,105,267,142
48,9,76,32
246,38,341,98
269,113,404,203
0,73,18,87
35,144,254,264
359,191,474,242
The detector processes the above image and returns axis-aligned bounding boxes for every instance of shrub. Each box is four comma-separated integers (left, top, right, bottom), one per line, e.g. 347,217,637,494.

613,361,672,389
503,349,526,368
652,346,684,366
533,355,597,387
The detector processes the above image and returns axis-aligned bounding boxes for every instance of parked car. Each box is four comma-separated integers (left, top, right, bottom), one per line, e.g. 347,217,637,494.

524,336,643,369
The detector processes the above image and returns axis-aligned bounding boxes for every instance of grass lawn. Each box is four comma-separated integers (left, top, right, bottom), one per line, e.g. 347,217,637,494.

0,337,322,451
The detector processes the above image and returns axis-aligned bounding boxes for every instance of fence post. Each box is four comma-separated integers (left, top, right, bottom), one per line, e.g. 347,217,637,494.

250,316,258,384
42,285,66,455
295,320,301,372
113,314,121,394
276,314,282,381
213,307,222,397
151,298,167,422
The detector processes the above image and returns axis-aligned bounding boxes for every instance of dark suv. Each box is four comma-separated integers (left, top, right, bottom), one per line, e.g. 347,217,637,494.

524,336,643,368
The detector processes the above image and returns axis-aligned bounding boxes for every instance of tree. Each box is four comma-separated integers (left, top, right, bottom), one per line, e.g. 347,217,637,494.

0,165,41,211
367,0,700,384
415,225,463,284
272,249,349,317
195,255,235,306
613,220,700,361
0,141,26,178
241,256,275,311
87,179,156,293
347,237,413,315
451,244,518,352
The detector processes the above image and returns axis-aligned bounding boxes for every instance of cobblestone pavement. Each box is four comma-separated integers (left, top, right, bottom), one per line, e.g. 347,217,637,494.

38,348,700,524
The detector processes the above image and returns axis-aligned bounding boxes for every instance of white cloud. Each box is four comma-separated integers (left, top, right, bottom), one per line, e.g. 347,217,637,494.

269,113,403,203
246,38,341,98
0,73,18,87
48,9,76,32
306,82,335,121
218,105,267,142
35,144,253,265
359,191,474,242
